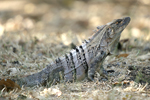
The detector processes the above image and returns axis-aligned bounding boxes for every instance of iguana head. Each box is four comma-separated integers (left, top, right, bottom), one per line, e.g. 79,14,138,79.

88,17,130,55
105,17,130,54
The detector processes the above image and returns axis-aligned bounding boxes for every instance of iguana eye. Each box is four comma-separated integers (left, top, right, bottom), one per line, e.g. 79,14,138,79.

116,19,122,25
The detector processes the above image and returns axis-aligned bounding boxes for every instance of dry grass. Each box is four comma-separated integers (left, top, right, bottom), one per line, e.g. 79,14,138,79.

0,0,150,99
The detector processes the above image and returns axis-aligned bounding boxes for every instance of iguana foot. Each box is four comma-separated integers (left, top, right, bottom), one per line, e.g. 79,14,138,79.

88,72,95,81
98,69,108,81
88,69,108,82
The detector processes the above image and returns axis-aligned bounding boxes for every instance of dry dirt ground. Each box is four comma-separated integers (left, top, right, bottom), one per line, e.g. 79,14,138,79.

0,0,150,100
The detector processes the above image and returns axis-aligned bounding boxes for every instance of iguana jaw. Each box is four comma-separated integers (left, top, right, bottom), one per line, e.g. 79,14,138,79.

107,17,130,54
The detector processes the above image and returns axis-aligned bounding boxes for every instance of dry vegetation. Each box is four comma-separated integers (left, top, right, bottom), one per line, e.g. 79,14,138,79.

0,0,150,99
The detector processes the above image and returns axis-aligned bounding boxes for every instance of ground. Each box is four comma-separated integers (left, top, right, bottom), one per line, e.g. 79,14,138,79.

0,0,150,100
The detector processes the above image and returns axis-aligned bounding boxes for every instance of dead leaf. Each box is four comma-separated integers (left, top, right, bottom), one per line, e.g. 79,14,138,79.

120,39,129,43
112,81,130,86
2,59,7,63
0,79,21,92
116,54,129,58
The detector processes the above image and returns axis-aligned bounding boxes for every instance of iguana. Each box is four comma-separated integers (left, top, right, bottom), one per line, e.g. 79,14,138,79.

17,17,130,87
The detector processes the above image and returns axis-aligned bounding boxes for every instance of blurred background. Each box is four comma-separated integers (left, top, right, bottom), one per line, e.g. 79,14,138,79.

0,0,149,49
0,1,150,98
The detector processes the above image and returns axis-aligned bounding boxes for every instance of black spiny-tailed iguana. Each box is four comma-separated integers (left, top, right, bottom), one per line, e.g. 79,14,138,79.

17,17,130,87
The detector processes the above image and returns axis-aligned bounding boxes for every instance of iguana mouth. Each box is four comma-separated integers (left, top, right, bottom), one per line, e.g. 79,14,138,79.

122,17,130,26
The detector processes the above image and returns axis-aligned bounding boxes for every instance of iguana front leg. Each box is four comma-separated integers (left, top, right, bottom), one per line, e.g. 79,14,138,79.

88,51,107,81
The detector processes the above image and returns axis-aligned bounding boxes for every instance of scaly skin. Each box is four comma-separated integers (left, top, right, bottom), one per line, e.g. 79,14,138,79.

16,17,130,87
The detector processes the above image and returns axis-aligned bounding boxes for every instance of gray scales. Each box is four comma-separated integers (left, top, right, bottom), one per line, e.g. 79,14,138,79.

17,17,131,87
